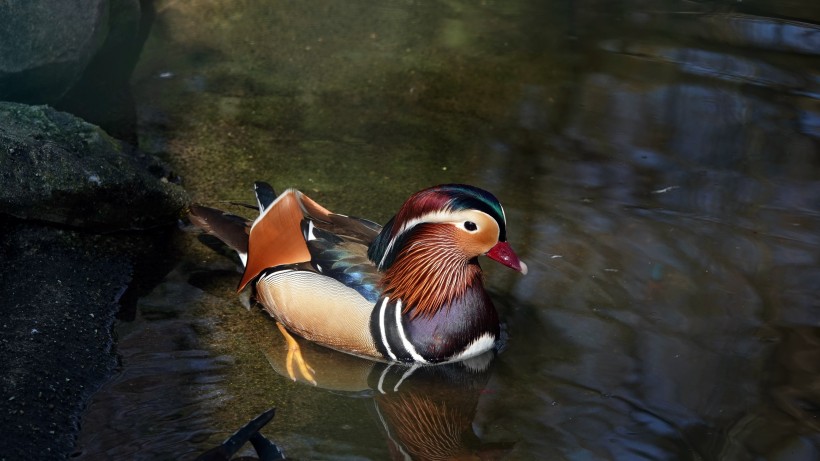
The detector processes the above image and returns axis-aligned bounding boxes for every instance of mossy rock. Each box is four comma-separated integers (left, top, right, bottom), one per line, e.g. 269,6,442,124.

0,102,189,229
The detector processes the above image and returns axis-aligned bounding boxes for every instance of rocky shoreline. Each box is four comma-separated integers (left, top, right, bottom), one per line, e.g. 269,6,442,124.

0,2,188,458
0,219,180,459
0,105,188,459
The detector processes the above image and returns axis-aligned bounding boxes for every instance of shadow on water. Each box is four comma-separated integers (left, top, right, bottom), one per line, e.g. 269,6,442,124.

75,1,818,460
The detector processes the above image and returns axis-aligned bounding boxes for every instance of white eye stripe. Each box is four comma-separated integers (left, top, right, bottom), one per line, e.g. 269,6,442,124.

379,209,495,268
378,209,456,269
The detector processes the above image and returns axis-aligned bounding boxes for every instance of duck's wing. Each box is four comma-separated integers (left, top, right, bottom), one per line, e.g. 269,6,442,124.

239,187,334,291
302,218,383,303
239,184,384,294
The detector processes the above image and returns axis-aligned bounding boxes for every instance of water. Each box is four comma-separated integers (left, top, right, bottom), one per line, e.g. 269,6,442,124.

74,1,819,459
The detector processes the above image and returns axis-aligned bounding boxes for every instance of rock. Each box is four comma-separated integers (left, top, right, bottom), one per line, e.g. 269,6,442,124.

0,218,177,460
0,98,186,458
0,102,188,229
56,0,154,143
0,0,109,104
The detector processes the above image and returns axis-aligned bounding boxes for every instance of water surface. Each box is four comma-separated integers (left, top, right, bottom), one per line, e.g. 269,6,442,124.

75,1,819,459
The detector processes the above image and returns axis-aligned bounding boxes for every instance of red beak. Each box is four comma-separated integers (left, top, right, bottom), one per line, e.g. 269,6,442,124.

486,241,528,275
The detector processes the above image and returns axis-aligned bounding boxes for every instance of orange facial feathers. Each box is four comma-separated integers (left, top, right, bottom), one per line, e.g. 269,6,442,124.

380,224,481,319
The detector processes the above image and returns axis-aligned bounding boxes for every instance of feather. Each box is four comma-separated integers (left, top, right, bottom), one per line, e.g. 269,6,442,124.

188,205,251,261
303,221,382,302
238,189,332,291
254,181,277,211
380,224,481,319
370,184,509,271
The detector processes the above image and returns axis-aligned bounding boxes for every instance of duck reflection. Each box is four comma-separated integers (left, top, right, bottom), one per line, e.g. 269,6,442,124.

369,360,500,460
264,337,509,461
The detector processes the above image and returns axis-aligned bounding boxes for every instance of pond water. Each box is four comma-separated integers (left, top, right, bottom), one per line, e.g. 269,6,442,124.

74,1,819,460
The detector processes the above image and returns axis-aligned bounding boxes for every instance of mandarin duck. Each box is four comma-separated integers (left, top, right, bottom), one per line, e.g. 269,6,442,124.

189,183,526,382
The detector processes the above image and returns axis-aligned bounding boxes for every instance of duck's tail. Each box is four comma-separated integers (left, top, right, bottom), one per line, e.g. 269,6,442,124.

188,204,252,267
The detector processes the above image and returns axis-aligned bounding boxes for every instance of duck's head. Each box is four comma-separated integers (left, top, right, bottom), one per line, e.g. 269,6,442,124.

368,184,528,275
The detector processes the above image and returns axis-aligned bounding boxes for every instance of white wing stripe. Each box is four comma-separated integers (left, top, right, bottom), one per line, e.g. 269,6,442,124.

394,299,428,364
379,297,397,361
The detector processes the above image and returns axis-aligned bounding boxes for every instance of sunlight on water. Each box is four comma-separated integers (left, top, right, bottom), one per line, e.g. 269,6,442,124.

75,1,819,459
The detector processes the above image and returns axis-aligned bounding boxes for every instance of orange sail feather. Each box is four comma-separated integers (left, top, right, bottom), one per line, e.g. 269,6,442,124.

237,189,332,291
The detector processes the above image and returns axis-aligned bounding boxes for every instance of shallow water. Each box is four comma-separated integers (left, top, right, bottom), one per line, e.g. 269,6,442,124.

75,1,819,460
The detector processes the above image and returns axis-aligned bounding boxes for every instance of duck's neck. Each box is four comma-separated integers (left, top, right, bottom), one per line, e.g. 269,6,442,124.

380,226,480,319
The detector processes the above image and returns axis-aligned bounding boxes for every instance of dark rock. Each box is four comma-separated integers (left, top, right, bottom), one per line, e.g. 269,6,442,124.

0,0,109,104
56,0,155,144
0,102,188,229
0,218,177,460
0,0,155,144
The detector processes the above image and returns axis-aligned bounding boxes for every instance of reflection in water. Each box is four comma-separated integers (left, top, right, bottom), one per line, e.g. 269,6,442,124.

497,3,820,458
72,264,237,460
192,344,505,461
74,1,819,460
263,339,505,461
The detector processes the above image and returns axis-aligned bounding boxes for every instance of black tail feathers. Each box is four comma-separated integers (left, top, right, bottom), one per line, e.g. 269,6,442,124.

188,205,251,261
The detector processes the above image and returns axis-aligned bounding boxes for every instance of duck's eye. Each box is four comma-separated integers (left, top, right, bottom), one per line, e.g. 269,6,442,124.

464,221,478,231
